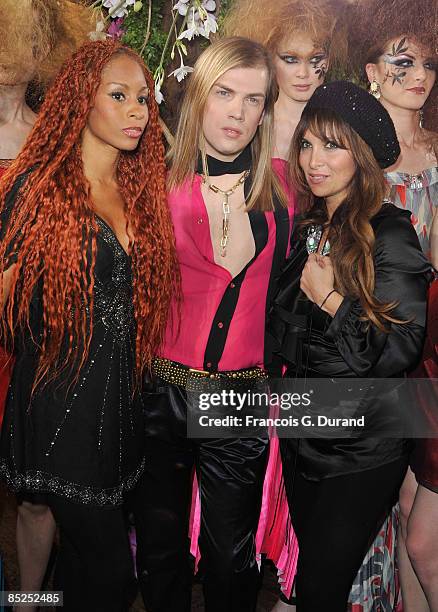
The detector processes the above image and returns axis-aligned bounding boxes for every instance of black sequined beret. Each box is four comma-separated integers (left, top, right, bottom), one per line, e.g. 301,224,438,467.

305,81,400,169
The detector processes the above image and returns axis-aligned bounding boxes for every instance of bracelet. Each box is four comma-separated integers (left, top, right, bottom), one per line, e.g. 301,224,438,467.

319,289,336,310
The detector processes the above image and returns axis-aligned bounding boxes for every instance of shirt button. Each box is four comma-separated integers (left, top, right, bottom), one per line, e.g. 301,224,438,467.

197,218,203,224
218,322,224,329
206,362,212,368
230,283,235,288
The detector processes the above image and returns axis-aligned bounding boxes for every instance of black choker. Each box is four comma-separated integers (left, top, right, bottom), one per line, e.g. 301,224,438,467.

196,145,252,176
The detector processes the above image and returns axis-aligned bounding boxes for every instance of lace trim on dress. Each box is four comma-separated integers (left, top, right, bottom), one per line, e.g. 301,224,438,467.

0,458,145,506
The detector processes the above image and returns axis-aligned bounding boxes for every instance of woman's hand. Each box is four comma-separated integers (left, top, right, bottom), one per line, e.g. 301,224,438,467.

300,254,335,305
300,255,344,316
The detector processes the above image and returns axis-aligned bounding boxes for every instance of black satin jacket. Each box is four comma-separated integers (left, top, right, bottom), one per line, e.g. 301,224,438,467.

266,202,431,479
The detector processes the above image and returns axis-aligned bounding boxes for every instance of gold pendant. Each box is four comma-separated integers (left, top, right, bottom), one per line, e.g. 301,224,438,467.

220,194,230,257
205,170,249,260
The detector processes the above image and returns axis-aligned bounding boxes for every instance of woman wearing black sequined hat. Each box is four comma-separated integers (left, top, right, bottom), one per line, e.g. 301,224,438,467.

266,80,431,611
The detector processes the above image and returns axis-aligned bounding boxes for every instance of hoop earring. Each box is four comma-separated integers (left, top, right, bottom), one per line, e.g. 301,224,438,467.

370,80,381,100
419,108,424,128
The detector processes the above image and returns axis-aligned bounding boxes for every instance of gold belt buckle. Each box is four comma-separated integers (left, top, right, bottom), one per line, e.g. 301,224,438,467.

188,367,210,376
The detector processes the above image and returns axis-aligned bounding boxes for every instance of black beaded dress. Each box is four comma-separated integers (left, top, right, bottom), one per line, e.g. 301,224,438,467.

0,174,145,506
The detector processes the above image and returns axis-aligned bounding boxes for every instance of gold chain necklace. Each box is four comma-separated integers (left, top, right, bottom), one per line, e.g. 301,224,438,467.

203,170,250,257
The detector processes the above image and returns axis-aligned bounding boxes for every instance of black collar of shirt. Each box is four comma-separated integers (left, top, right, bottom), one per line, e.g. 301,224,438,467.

196,145,252,176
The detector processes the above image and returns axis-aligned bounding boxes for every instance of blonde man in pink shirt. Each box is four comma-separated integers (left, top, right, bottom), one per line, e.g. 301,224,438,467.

134,37,294,612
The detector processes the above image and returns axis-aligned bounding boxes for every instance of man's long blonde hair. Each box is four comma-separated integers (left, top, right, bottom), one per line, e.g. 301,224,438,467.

167,37,287,211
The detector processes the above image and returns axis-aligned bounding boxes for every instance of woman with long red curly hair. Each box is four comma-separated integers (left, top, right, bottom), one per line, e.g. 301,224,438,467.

0,39,178,611
0,3,97,607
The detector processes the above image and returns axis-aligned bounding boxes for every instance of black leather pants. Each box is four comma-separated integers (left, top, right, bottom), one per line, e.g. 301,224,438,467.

133,381,268,612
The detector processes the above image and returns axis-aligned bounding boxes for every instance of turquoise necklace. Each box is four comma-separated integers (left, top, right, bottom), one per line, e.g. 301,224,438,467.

306,225,330,256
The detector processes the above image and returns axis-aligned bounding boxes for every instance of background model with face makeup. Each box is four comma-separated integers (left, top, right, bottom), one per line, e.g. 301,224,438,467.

351,0,438,253
0,40,178,612
350,1,438,610
223,0,348,161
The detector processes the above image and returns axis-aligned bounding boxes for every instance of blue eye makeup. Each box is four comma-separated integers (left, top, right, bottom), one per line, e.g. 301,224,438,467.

310,55,326,66
278,54,299,64
382,38,437,86
384,57,414,68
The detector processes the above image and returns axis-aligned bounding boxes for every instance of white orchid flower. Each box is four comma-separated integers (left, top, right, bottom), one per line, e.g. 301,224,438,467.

154,83,164,105
102,0,135,19
169,63,194,83
173,0,190,16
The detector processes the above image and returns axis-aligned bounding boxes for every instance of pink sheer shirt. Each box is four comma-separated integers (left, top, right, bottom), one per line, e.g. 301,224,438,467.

161,159,294,371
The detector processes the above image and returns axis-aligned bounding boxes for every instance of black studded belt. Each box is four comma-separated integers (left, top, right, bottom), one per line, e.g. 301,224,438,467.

152,357,268,390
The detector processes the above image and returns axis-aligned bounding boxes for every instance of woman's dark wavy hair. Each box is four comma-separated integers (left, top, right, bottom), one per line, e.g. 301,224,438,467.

0,39,179,389
289,108,402,331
